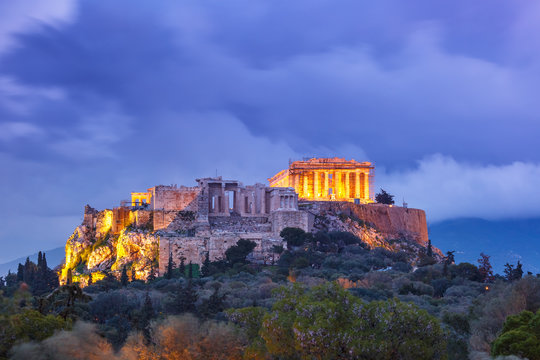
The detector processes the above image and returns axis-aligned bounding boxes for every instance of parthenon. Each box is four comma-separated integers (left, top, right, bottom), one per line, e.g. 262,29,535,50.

268,157,374,203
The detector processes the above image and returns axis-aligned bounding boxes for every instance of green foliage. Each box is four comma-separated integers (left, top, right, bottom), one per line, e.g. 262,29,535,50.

201,252,211,277
0,309,70,358
225,239,257,265
492,309,540,359
280,227,307,248
259,282,447,359
375,188,395,205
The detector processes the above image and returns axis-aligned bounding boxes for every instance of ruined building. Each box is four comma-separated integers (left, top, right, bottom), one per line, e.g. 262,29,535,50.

71,177,308,280
61,158,432,285
268,157,374,203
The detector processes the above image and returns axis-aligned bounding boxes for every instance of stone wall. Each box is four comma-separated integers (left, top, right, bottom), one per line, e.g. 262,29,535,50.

311,202,429,245
149,185,200,211
270,210,310,234
158,233,284,274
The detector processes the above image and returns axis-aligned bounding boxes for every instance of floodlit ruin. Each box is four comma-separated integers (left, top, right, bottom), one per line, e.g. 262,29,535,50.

268,157,374,203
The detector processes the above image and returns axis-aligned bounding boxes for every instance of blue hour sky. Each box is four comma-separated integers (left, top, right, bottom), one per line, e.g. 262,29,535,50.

1,0,540,262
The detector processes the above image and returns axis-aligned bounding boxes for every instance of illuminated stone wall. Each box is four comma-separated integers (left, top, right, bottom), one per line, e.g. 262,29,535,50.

268,157,374,203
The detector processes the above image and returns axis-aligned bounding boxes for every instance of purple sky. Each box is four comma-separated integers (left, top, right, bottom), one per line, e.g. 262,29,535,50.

1,0,540,262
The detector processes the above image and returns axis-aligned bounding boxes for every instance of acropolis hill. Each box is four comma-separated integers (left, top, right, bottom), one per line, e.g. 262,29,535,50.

60,158,433,285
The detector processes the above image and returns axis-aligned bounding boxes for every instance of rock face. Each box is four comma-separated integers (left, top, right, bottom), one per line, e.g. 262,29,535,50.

307,202,429,246
60,200,437,286
60,206,159,286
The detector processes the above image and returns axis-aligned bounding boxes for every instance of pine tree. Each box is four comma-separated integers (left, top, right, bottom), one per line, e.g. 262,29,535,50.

121,266,129,286
166,252,174,279
201,252,211,277
504,263,514,281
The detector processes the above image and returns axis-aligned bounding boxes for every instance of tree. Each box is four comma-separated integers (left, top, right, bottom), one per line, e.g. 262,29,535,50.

165,252,174,279
121,266,129,286
375,188,395,205
492,309,540,359
271,245,284,265
280,227,306,248
169,280,198,314
427,239,433,257
16,263,24,282
201,252,211,277
198,285,226,318
179,257,186,277
478,253,494,283
147,264,156,282
515,261,524,280
504,262,524,281
225,239,257,265
141,292,154,345
66,268,73,285
259,282,446,359
188,261,193,279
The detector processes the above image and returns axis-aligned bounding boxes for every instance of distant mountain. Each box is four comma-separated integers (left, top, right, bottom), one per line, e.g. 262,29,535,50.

429,218,540,275
0,247,65,277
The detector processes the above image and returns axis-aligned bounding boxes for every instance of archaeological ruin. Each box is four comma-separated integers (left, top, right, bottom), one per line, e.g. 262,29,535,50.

268,157,374,203
62,158,432,284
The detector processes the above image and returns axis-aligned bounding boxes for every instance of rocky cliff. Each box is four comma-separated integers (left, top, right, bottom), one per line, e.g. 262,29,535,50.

60,202,438,286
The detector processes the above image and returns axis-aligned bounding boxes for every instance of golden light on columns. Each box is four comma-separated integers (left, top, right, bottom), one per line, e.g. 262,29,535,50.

268,158,374,203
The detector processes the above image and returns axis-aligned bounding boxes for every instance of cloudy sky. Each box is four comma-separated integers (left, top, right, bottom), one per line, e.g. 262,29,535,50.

1,0,540,262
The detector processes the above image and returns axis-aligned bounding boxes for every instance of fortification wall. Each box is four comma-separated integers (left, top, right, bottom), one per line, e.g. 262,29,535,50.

311,202,429,245
151,186,200,211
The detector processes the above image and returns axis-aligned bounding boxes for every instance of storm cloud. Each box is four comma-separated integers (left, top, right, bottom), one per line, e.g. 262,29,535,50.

1,0,540,261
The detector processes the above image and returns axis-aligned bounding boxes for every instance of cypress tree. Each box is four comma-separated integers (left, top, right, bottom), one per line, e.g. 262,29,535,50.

179,257,186,277
170,280,198,314
201,252,211,277
188,261,193,279
131,269,136,282
141,292,154,345
427,240,433,258
16,263,24,282
42,253,48,272
66,268,73,285
166,252,174,279
37,251,43,268
121,266,129,286
147,264,156,282
88,273,93,286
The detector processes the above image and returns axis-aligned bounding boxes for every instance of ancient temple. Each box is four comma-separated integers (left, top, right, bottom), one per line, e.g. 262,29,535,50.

268,158,374,203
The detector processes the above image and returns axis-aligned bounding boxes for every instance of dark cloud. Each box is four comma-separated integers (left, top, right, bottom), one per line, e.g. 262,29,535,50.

0,0,539,261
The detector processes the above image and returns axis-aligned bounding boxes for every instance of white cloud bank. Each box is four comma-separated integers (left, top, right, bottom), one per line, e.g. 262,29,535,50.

378,154,540,222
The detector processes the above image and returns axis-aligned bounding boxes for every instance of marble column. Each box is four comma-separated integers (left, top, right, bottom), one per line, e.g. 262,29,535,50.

363,171,369,200
303,173,308,198
345,171,350,199
355,170,361,198
314,171,320,199
324,172,329,198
